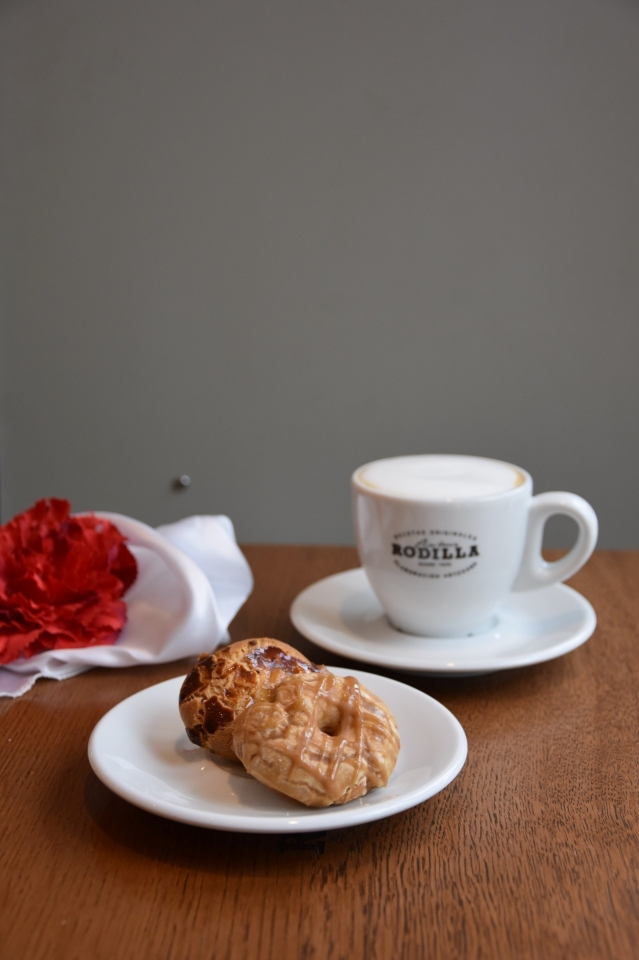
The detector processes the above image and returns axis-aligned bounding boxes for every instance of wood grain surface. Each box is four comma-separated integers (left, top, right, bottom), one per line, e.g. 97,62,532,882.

1,547,639,960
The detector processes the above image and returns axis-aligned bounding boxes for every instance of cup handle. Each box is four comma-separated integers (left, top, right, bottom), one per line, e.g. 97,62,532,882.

511,492,598,592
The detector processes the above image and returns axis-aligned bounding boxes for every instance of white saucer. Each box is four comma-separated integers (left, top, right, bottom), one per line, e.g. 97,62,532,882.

88,668,467,833
290,569,597,676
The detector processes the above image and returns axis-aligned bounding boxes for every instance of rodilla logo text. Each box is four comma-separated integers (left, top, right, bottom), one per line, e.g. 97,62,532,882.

392,543,479,560
390,532,480,579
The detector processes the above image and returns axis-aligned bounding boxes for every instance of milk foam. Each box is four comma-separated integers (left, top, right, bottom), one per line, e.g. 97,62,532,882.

357,455,525,500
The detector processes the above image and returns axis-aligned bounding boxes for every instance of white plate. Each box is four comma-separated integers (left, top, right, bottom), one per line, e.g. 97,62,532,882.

88,667,467,833
290,568,597,676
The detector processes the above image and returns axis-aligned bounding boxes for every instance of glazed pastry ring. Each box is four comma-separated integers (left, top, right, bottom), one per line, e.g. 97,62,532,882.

233,672,400,807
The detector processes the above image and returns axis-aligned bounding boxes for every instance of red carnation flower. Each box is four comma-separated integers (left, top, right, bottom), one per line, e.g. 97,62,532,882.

0,499,138,664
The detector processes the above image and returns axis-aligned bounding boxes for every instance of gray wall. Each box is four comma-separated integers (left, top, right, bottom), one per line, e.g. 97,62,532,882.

1,0,638,546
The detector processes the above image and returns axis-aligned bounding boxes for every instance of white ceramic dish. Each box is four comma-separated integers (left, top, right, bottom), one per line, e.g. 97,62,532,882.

290,568,596,676
88,667,467,833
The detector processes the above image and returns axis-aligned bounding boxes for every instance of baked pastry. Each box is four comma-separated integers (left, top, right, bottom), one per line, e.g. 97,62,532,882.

233,672,400,807
179,638,323,760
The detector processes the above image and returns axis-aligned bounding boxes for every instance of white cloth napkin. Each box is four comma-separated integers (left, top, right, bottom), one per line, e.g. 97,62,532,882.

0,512,253,698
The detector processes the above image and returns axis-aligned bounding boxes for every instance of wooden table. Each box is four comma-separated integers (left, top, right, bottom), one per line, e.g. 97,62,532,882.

2,547,639,960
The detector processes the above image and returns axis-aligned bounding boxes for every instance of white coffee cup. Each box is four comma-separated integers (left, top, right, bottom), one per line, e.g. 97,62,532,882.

352,454,598,637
